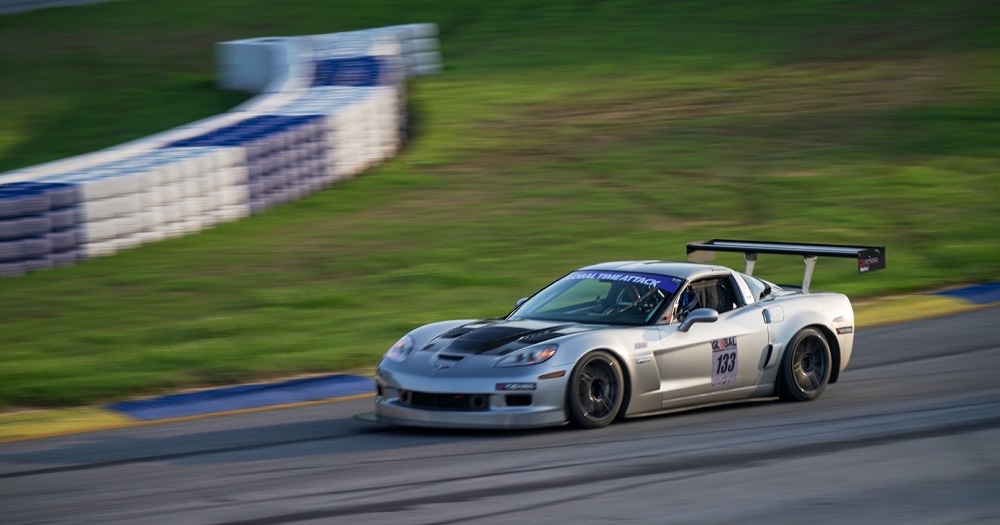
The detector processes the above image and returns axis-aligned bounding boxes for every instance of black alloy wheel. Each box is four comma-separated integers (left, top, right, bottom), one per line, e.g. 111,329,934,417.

568,350,624,428
780,327,832,401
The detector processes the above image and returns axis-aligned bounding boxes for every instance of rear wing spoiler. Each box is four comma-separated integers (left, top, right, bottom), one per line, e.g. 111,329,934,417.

686,239,885,293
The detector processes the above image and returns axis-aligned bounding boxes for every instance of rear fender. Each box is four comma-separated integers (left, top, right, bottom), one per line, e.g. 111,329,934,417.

765,293,855,382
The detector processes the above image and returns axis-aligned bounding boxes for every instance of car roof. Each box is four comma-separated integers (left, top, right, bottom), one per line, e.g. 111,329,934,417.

577,261,731,281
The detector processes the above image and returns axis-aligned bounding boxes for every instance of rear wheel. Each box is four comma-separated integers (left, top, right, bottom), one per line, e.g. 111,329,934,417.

567,350,624,428
780,327,832,401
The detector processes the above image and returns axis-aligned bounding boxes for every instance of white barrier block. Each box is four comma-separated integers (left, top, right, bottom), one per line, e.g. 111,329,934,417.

195,214,217,229
137,230,166,244
159,182,183,205
411,38,439,53
162,222,188,239
196,170,220,193
140,208,167,230
178,219,203,235
134,168,163,188
215,166,246,188
156,162,183,183
180,195,205,216
218,147,246,169
216,36,304,94
115,194,142,216
160,202,184,223
114,215,143,237
139,188,166,208
403,23,439,39
83,194,142,221
213,205,251,223
174,156,199,181
116,233,144,251
198,194,218,213
79,174,126,201
83,239,118,258
180,177,203,199
213,186,249,207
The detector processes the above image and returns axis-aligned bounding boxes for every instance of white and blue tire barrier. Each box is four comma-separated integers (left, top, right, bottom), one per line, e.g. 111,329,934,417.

0,24,442,277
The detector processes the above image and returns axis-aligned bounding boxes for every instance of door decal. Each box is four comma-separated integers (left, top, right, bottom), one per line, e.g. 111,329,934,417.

712,337,738,386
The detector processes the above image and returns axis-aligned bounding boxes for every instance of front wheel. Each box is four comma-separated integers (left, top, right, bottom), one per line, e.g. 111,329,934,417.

779,327,832,401
567,350,624,428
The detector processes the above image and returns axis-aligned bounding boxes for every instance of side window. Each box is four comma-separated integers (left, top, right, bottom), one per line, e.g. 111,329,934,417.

673,276,743,322
713,276,741,313
738,272,767,301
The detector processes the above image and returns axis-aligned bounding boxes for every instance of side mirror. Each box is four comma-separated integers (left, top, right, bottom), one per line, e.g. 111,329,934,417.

515,297,528,308
678,308,719,332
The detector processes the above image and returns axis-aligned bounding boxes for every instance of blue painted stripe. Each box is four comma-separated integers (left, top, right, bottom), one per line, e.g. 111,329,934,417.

932,282,1000,305
106,374,374,421
311,56,386,87
164,114,323,148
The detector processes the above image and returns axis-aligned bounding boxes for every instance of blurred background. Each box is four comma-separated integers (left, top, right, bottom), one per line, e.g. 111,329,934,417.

0,0,997,410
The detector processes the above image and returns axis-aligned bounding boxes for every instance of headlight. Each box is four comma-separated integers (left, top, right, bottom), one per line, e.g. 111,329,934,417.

493,344,558,367
383,334,415,362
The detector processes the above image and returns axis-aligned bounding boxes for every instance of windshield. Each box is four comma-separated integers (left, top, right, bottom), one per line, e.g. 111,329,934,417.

510,270,682,326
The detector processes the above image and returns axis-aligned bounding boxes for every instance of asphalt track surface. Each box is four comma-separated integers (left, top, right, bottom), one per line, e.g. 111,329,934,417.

1,307,998,524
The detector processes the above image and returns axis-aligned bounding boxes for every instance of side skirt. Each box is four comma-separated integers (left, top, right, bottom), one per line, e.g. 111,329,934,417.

626,383,777,419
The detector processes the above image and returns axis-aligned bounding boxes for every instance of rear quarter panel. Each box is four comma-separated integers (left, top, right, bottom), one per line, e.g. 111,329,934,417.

763,292,856,382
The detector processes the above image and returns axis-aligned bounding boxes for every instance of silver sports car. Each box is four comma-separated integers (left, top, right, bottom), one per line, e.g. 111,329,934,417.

373,240,885,429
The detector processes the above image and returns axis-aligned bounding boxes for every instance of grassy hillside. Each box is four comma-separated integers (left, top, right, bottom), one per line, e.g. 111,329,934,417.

0,0,997,408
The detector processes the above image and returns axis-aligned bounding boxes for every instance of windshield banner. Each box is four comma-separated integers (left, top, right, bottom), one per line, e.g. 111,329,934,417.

564,271,681,294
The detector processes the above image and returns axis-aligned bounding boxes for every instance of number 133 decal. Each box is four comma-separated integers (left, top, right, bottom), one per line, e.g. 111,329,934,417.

712,337,738,386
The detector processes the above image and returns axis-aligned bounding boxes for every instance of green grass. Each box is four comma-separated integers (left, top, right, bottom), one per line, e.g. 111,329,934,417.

0,0,998,408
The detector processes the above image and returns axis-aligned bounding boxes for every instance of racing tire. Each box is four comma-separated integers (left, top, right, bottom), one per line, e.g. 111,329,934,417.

779,327,832,402
567,350,624,429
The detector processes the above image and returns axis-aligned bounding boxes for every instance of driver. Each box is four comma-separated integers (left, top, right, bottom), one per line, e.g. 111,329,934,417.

676,287,699,320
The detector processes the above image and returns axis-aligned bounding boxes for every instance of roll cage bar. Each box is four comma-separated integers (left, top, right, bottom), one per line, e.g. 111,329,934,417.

686,239,885,293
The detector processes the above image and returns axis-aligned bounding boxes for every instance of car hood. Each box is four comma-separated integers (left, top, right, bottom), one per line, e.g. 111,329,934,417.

420,319,598,357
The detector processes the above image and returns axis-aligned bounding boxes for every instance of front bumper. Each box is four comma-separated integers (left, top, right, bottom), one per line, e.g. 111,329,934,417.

374,367,571,429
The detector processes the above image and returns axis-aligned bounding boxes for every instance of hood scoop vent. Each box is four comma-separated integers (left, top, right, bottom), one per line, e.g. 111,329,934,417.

432,353,464,371
439,327,476,339
518,325,573,344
